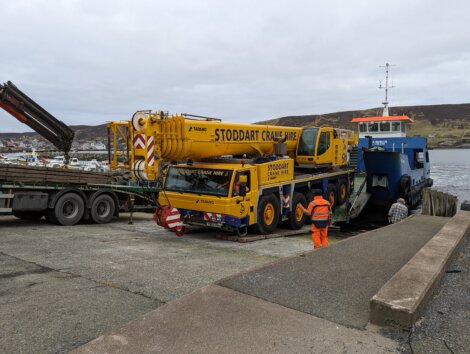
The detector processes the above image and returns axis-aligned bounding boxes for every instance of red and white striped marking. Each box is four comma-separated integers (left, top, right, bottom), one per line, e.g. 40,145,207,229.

204,213,224,222
147,136,155,166
165,208,184,229
281,194,290,208
133,134,145,149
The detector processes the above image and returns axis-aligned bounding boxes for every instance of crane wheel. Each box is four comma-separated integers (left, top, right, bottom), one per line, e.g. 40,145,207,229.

287,193,307,230
326,183,337,211
253,194,279,234
90,194,115,224
337,179,348,205
53,193,85,226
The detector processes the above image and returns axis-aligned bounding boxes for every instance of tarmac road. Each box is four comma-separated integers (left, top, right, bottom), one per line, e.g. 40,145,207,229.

2,212,467,353
0,213,318,353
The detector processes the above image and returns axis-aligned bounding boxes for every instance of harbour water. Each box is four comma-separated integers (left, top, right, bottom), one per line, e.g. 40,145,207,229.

429,149,470,205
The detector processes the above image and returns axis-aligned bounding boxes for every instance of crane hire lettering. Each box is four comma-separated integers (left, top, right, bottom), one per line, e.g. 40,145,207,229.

267,162,290,180
214,129,297,142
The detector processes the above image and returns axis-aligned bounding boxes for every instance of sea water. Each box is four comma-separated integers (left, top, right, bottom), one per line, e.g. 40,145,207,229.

429,149,470,205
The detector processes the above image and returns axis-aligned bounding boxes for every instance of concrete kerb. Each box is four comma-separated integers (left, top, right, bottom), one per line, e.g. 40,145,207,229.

370,210,470,328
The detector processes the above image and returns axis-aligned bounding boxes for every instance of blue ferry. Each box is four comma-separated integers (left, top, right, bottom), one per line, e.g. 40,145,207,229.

353,114,433,208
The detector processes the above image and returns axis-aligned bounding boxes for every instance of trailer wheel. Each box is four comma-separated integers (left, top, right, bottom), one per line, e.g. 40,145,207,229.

326,183,337,211
90,194,115,224
287,193,307,230
54,193,85,226
13,210,44,221
253,194,280,234
337,179,348,205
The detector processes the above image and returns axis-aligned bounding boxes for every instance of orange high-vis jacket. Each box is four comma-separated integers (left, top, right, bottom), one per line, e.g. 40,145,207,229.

307,196,332,229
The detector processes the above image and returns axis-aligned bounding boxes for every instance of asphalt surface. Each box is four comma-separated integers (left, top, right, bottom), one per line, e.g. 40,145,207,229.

0,253,158,354
219,215,449,329
0,213,319,353
72,285,399,354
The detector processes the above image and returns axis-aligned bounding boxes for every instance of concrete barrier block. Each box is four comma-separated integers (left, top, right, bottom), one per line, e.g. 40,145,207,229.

370,211,470,328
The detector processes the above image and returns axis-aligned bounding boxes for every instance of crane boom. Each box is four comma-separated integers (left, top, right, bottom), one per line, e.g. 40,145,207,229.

108,110,357,181
0,81,74,155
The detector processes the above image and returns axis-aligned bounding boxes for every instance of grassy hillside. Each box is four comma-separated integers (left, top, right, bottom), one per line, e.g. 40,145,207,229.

258,104,470,148
0,123,108,141
2,103,470,148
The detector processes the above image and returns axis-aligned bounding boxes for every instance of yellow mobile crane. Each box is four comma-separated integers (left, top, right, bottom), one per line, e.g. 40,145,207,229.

108,111,357,235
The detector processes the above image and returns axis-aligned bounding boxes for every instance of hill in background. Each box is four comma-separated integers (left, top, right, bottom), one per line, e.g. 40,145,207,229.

257,103,470,148
0,123,108,141
2,103,470,149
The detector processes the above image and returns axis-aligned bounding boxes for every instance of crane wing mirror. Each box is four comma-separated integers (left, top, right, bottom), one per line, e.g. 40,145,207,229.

238,175,248,197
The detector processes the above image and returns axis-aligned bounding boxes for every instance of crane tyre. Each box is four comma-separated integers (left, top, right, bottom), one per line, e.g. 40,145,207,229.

90,194,115,224
54,193,85,226
337,179,348,205
287,193,307,230
253,194,280,234
326,183,337,211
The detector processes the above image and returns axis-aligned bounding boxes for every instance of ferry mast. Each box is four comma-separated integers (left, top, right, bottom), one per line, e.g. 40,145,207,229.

379,63,394,116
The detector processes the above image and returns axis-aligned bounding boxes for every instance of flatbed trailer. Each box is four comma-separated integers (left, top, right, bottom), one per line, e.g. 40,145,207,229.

0,164,159,225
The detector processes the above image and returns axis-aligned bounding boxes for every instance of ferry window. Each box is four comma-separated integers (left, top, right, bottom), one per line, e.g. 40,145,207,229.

392,122,400,131
426,151,429,163
368,122,378,132
359,123,367,132
297,128,319,156
380,122,390,132
401,123,406,133
415,150,424,169
317,132,330,155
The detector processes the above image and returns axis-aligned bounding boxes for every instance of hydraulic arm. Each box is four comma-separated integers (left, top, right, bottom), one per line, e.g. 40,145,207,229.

0,81,74,156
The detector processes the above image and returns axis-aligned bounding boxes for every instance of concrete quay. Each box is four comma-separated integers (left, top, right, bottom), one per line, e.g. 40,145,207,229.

74,213,470,354
370,210,470,328
1,211,469,353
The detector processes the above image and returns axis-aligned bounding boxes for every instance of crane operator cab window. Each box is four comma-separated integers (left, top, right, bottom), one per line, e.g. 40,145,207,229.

233,171,250,197
317,131,331,155
297,128,319,156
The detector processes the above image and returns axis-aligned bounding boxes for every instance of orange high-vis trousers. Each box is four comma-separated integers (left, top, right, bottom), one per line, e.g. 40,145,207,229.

311,225,328,248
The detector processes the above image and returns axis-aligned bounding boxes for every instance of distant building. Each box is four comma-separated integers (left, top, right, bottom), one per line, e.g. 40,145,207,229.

4,139,16,148
19,140,33,149
80,142,91,150
92,142,106,150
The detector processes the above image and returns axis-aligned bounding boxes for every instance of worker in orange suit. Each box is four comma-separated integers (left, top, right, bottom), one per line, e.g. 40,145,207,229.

298,189,332,248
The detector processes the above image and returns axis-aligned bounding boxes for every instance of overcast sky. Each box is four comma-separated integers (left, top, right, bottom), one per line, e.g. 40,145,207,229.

1,0,469,132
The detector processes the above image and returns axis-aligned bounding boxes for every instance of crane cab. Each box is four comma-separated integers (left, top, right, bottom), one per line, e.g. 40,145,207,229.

295,127,354,168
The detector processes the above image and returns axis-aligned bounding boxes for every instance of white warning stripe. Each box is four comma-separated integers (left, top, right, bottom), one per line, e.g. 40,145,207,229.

166,214,181,221
133,134,146,149
167,221,183,228
204,213,223,221
281,194,290,208
147,136,155,166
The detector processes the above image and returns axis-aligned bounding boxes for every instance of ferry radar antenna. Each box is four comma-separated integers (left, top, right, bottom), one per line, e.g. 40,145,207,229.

379,63,395,116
